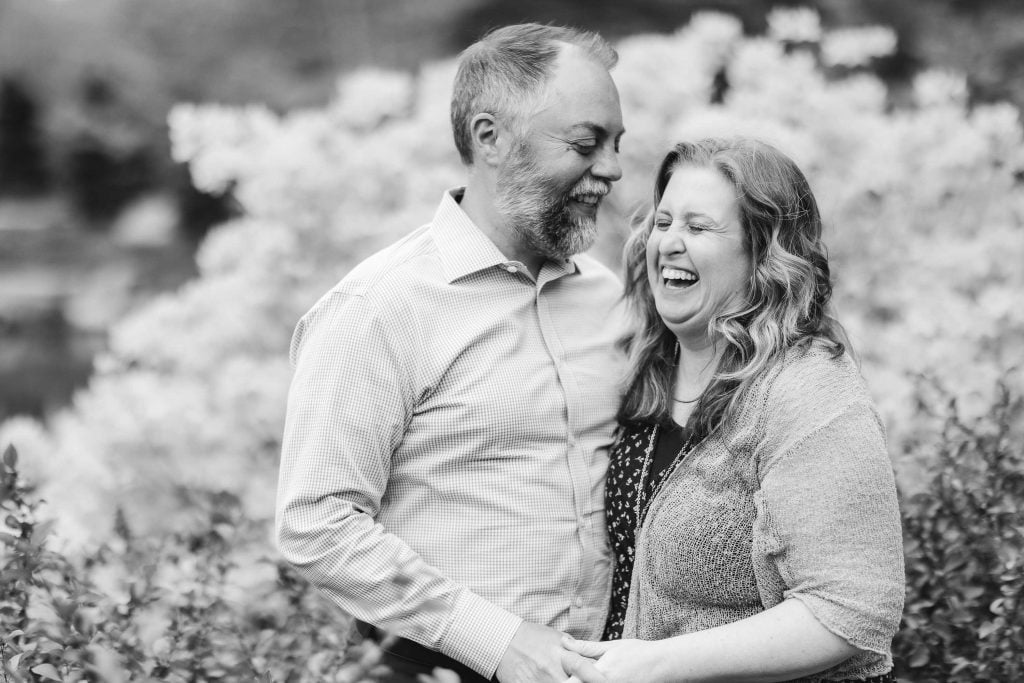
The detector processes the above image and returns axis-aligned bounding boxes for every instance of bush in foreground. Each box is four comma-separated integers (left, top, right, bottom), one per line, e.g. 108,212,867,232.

3,378,1022,681
893,378,1024,681
0,442,359,682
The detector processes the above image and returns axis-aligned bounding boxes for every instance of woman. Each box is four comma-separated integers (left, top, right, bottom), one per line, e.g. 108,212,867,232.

563,138,904,683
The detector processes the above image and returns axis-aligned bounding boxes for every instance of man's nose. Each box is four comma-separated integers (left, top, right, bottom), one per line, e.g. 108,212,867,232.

592,146,622,183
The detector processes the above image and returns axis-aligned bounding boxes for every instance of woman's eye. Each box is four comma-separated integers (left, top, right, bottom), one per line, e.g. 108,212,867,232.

654,218,672,230
688,223,711,232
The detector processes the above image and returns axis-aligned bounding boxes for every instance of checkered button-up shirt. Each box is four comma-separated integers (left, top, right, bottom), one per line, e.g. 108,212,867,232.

276,189,627,677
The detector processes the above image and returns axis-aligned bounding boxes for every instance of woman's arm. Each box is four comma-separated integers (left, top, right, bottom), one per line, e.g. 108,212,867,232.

562,598,858,683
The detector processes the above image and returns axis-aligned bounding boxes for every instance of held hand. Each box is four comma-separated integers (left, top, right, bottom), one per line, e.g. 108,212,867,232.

495,622,570,683
560,635,660,683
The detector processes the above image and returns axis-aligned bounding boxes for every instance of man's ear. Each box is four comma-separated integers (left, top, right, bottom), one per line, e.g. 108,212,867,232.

470,113,503,167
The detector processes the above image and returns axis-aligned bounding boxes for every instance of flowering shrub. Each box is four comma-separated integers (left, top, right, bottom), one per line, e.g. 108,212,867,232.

0,7,1021,679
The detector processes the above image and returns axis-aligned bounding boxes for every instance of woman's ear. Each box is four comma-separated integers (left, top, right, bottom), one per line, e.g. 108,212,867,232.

469,113,502,167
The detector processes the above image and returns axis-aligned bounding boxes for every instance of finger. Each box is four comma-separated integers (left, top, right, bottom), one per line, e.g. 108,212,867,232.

561,635,611,659
560,651,608,683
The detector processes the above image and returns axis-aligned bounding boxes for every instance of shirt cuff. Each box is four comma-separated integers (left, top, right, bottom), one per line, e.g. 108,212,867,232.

436,588,523,678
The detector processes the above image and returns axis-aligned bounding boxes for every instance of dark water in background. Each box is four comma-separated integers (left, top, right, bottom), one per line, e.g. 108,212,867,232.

0,201,198,422
0,305,104,419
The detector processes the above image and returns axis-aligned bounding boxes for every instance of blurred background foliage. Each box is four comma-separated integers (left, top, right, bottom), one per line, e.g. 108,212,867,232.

0,1,1022,680
1,0,1024,420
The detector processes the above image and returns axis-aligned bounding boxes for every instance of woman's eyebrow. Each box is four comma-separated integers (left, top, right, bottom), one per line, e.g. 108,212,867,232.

656,209,719,223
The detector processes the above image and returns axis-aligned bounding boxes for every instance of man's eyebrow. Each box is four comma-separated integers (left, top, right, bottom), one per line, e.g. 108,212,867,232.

568,122,626,138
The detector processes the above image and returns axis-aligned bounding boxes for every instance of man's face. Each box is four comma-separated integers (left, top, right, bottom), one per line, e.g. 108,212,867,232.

495,48,625,261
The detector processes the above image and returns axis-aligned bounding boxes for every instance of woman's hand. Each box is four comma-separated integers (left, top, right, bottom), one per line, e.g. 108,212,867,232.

560,635,663,683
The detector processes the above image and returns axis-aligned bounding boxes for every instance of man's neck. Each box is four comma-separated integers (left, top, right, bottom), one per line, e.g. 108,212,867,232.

460,181,546,278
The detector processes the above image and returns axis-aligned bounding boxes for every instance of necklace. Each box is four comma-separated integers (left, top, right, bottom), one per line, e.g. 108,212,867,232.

672,340,705,404
633,424,696,532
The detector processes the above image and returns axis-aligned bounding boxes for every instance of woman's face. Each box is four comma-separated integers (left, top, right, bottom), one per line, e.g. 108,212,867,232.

646,163,753,342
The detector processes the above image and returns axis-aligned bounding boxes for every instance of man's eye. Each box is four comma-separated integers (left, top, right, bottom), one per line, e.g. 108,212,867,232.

572,141,597,155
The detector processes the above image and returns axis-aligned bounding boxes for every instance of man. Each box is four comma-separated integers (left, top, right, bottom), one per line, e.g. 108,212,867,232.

276,23,626,683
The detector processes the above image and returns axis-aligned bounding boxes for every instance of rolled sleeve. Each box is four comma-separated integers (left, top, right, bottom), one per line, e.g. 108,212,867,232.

753,403,905,655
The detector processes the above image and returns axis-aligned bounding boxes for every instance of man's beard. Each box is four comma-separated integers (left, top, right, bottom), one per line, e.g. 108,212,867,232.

495,141,610,261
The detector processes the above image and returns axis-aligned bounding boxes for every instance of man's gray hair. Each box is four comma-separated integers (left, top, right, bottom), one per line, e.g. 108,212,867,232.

450,23,617,166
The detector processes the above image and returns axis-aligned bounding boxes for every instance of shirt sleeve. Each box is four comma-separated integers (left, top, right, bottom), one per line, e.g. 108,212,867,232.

750,364,905,655
275,290,522,677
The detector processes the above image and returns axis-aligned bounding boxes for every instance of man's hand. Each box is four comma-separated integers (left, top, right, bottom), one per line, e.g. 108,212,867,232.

495,621,568,683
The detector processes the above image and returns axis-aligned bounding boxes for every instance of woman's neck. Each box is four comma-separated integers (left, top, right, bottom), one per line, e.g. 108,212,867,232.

676,335,719,387
671,335,720,425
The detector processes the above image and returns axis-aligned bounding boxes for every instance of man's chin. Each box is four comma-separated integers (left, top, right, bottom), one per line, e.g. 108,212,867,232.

547,224,597,260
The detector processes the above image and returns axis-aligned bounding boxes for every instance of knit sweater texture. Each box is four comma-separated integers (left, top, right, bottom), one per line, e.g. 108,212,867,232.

622,344,905,681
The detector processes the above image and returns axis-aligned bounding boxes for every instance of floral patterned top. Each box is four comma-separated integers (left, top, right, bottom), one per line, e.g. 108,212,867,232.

602,420,691,640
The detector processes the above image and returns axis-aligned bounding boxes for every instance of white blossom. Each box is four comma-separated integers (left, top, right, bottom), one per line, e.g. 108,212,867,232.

821,26,897,67
767,6,822,44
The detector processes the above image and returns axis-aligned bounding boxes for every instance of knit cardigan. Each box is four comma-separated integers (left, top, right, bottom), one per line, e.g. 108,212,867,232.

621,345,905,681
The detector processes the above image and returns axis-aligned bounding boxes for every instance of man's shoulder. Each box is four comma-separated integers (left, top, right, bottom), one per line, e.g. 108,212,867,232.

334,223,443,297
291,224,441,358
297,223,441,328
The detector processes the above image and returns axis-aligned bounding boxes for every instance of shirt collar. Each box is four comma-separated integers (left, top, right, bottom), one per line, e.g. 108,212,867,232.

431,188,582,284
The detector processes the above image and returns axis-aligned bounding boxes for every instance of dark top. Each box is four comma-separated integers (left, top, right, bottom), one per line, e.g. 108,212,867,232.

602,420,691,640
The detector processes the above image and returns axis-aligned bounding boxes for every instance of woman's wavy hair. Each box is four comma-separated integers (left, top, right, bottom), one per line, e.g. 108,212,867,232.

619,137,849,437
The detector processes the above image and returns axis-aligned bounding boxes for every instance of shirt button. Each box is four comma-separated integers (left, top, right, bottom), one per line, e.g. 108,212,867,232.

506,265,518,273
574,596,584,608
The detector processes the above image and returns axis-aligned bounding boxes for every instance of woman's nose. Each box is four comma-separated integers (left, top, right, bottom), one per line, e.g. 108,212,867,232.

659,228,686,255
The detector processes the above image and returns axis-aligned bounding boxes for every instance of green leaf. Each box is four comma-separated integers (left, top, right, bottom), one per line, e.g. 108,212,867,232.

31,663,63,681
31,519,55,547
2,444,16,468
979,620,999,639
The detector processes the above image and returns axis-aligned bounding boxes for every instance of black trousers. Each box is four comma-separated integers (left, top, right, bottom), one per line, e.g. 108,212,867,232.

356,621,496,683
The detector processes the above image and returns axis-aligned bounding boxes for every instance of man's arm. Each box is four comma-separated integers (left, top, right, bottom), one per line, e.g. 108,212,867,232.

275,290,522,678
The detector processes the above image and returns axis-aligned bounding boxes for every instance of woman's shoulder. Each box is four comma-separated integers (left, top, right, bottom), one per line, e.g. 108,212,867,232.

737,341,888,472
734,341,880,446
761,341,870,409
